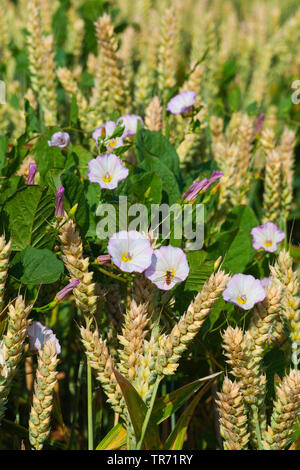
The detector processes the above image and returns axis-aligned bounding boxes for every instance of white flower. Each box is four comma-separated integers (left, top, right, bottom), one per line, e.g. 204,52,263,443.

145,245,189,290
251,222,285,253
222,274,266,310
48,132,70,149
88,153,129,189
117,114,144,138
166,90,197,114
108,230,154,273
27,322,61,354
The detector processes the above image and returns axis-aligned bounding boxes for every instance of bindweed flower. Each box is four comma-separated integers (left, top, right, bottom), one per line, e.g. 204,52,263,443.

255,113,265,135
92,121,124,151
222,273,266,310
27,163,37,185
201,171,224,191
182,171,224,201
251,222,285,253
55,186,65,218
48,132,70,149
56,279,80,301
88,153,129,190
108,230,153,273
117,114,144,138
145,245,189,290
97,254,111,265
182,179,209,202
166,90,197,114
27,322,61,354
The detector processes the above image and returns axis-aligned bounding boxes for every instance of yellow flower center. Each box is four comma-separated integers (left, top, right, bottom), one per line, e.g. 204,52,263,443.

121,252,132,262
264,240,273,247
237,294,247,305
109,139,117,148
102,172,112,183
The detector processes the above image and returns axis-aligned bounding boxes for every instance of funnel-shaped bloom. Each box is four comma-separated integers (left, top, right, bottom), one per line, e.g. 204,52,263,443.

167,90,197,114
108,230,153,273
48,132,70,149
92,121,124,150
182,171,223,201
145,245,189,290
55,186,65,218
251,222,285,253
117,114,144,138
27,163,37,185
27,322,61,354
56,279,80,301
97,254,111,265
88,153,129,190
222,274,266,310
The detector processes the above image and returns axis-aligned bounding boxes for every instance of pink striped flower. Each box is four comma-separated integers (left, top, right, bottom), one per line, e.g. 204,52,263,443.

97,254,111,265
55,186,65,218
27,163,37,185
182,171,223,202
56,279,80,301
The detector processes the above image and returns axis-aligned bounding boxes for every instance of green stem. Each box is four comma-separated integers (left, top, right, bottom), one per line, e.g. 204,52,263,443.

87,363,93,450
136,377,161,450
93,265,128,283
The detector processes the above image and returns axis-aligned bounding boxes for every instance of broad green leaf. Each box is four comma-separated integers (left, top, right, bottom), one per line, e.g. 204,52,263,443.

130,171,162,205
201,297,234,337
96,424,127,450
3,185,55,251
9,246,64,285
113,369,160,450
24,99,40,134
184,250,215,291
152,372,221,424
136,128,181,179
140,157,180,205
61,171,90,234
72,144,92,172
208,205,258,273
136,128,181,204
0,136,9,172
34,135,66,183
163,377,218,450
